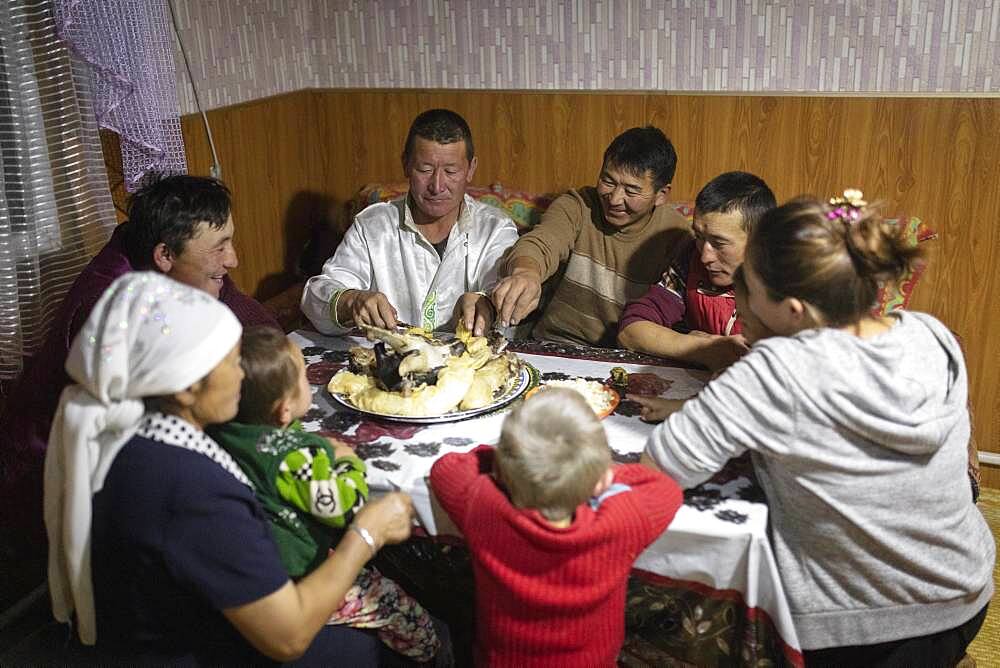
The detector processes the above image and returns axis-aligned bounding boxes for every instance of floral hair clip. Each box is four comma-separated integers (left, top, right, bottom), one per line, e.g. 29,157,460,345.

826,188,867,224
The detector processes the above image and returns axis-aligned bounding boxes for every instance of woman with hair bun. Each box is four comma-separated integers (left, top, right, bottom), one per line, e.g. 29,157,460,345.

641,191,993,666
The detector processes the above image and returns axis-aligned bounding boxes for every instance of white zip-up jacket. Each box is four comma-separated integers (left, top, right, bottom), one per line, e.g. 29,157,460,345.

302,194,518,334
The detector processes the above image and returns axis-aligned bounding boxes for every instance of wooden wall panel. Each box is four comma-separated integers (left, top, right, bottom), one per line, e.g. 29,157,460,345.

647,95,1000,481
181,92,327,301
313,90,649,203
180,89,1000,479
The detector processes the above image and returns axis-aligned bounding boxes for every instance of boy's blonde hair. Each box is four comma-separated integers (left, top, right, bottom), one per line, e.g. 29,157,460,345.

496,387,611,521
236,326,301,425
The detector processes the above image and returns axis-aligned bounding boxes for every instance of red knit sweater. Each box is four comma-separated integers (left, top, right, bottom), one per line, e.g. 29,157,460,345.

430,446,683,667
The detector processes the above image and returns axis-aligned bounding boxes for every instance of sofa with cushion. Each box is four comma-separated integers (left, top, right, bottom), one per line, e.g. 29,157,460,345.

264,182,936,331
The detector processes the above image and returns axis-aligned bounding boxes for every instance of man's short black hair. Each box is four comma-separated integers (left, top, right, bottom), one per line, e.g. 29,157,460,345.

402,109,475,165
123,174,232,268
601,126,677,192
694,171,776,231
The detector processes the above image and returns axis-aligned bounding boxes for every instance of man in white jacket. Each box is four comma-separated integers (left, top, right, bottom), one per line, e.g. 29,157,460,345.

302,109,518,336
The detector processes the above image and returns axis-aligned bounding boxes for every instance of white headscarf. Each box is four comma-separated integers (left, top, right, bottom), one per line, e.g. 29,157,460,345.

43,272,243,645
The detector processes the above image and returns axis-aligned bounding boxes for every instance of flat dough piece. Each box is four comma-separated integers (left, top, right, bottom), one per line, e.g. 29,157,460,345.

350,365,476,416
327,370,374,395
459,355,515,410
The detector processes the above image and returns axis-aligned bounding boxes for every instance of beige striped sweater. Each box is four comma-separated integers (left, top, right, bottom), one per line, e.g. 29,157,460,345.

500,187,690,347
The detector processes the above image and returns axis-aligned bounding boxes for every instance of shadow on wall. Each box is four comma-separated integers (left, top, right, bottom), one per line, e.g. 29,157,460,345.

255,190,345,303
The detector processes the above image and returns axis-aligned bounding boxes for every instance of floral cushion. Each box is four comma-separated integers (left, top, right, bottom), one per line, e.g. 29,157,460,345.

352,182,694,232
353,182,562,231
467,186,558,230
874,216,936,315
346,183,934,316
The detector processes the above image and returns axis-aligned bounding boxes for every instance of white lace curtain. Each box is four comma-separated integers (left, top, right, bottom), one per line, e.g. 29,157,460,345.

0,1,118,379
1,0,187,381
0,0,197,383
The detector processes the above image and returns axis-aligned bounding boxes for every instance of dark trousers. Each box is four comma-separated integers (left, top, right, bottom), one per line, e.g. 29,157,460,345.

803,604,988,668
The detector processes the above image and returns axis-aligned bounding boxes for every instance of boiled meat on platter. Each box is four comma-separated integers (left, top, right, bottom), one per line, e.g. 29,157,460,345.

327,322,520,417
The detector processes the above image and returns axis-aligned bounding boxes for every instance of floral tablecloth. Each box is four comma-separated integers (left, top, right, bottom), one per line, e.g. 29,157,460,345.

290,330,803,666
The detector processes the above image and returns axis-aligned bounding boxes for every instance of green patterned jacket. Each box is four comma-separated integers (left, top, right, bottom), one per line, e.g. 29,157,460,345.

210,421,368,578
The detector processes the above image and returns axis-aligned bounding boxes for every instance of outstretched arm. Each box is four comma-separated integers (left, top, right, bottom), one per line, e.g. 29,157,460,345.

643,346,794,488
223,493,414,662
619,321,749,371
492,193,582,326
335,289,399,329
302,221,394,333
491,256,543,327
628,394,688,423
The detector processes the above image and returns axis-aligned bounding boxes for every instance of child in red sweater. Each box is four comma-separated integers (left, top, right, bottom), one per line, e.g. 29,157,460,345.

429,388,683,667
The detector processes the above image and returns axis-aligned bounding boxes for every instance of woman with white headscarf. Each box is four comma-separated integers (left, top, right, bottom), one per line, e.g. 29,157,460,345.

44,272,415,665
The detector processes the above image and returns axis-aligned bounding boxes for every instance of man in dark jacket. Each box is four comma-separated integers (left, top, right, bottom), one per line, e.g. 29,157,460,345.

0,174,278,544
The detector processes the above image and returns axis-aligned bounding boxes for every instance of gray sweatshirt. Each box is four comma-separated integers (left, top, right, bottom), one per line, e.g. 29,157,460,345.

644,310,994,649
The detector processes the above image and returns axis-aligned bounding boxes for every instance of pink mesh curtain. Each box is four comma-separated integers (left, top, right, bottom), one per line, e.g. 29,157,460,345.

54,0,187,190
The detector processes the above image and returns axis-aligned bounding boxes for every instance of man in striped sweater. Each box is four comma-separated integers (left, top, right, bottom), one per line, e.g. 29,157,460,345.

491,127,690,347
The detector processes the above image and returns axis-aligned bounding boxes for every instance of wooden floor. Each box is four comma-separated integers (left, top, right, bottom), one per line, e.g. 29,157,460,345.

968,487,1000,667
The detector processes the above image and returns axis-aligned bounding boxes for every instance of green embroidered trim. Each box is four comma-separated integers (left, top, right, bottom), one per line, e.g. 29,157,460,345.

421,291,436,331
524,362,541,391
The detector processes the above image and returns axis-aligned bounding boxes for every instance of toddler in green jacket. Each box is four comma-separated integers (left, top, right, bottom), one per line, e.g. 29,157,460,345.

211,326,439,663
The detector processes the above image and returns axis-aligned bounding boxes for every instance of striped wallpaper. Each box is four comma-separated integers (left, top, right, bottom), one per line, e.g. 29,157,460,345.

171,0,1000,113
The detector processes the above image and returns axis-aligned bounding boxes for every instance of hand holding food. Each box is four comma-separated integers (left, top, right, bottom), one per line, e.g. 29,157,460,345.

455,291,496,336
627,394,687,423
339,289,399,329
351,492,415,550
491,267,542,326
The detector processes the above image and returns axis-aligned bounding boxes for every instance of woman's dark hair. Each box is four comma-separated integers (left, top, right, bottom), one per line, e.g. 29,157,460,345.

235,326,301,425
601,126,678,191
746,196,923,327
402,109,475,165
695,171,776,231
143,395,182,415
124,174,232,268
